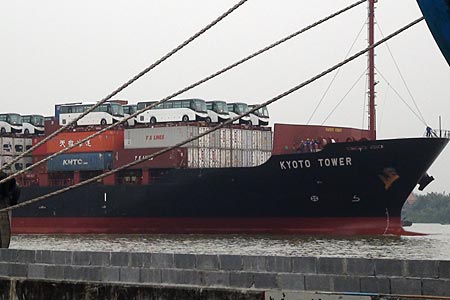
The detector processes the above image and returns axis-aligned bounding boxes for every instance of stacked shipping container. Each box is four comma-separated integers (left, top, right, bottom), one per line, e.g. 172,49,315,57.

0,137,33,174
123,125,272,168
23,125,272,187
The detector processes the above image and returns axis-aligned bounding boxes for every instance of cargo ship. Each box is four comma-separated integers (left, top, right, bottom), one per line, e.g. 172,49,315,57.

4,120,446,235
2,0,450,235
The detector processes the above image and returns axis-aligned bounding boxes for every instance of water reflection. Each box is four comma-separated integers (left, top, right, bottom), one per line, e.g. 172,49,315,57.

9,224,450,260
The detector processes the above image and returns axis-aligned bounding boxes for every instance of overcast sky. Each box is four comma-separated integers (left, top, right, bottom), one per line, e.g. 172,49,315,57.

1,0,449,193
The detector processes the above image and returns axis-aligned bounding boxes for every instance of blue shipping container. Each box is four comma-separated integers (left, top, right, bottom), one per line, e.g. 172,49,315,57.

47,152,113,172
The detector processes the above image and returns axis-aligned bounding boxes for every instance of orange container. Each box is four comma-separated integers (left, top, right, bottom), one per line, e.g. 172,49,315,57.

46,130,124,154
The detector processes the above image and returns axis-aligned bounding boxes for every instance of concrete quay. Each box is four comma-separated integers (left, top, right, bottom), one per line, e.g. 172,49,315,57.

0,249,449,299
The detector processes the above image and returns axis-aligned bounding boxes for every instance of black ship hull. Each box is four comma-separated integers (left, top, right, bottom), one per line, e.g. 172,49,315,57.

13,137,448,235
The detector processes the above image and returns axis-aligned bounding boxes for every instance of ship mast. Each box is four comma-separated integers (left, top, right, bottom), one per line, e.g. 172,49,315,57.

368,0,376,140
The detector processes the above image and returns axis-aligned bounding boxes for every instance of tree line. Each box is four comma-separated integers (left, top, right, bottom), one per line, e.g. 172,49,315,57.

402,192,450,224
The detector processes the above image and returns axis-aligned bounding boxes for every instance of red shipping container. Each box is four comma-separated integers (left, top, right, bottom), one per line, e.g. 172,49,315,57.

44,117,61,135
113,148,187,169
31,155,48,174
272,124,370,155
46,130,124,154
32,137,48,156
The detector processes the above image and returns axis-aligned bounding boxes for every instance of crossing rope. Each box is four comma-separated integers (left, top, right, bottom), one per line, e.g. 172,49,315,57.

0,16,425,213
0,0,367,186
0,0,249,173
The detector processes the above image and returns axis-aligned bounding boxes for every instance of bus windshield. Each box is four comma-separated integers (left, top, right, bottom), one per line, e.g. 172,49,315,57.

124,105,137,115
110,104,124,116
215,102,228,113
192,100,207,112
259,106,269,117
8,114,22,125
236,103,248,114
32,115,45,126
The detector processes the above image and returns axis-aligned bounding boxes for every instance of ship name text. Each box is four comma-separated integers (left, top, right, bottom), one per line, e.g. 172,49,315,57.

280,157,352,170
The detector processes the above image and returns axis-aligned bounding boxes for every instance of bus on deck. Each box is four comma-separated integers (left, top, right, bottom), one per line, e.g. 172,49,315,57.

248,105,270,126
0,113,23,134
227,103,251,125
123,104,137,127
206,101,230,123
136,99,210,124
21,115,45,135
58,102,124,126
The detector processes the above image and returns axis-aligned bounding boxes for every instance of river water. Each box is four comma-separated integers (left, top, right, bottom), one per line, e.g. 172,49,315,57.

9,224,450,260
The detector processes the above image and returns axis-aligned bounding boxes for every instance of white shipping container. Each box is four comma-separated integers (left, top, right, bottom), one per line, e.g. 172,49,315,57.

187,147,199,168
198,127,210,148
209,148,221,168
232,129,243,150
199,148,210,168
124,126,199,149
244,130,252,150
219,128,231,149
0,137,13,155
0,155,13,174
261,130,273,151
223,149,231,168
13,138,25,155
12,157,28,172
250,150,259,166
250,131,257,150
231,149,243,167
24,138,33,152
210,131,221,149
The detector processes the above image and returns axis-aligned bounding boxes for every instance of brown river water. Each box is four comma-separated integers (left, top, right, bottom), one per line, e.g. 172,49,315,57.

8,224,450,260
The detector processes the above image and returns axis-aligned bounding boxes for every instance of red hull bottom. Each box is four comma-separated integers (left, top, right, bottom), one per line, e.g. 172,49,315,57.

11,217,421,236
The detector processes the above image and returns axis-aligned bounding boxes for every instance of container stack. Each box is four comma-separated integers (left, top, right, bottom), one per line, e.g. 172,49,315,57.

0,136,33,174
27,124,272,187
31,130,124,186
123,125,273,168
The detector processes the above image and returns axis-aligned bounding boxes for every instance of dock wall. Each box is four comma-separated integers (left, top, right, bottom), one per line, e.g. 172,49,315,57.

0,249,449,297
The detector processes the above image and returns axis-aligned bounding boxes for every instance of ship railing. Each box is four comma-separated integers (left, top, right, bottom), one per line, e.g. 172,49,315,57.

425,129,450,138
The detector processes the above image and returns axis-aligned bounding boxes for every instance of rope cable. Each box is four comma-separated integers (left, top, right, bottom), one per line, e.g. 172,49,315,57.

307,17,368,125
0,16,425,213
378,82,391,131
0,0,249,173
0,0,368,185
376,67,427,126
321,67,367,125
375,17,428,125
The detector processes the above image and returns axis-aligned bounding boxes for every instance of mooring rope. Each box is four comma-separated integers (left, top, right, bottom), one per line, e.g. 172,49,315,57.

0,0,367,185
0,16,425,213
0,0,249,173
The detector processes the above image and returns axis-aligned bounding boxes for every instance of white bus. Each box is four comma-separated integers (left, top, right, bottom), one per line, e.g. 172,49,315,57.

59,102,124,126
227,103,251,125
206,101,230,123
21,115,45,135
0,113,23,134
248,105,270,126
123,104,137,127
136,99,210,124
